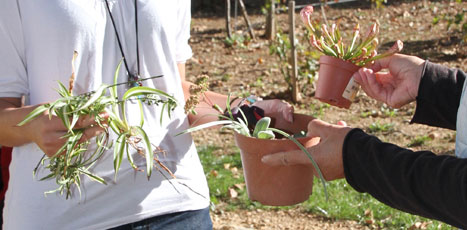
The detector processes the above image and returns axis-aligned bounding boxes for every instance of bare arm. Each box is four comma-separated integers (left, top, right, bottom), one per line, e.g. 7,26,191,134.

0,97,106,156
0,97,36,147
177,63,240,125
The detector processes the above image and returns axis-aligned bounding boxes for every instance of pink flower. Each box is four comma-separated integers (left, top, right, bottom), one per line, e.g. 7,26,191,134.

300,5,315,32
310,35,323,52
386,40,403,54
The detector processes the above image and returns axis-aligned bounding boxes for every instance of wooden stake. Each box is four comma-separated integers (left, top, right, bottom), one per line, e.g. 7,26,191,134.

265,0,275,40
226,0,232,38
288,0,301,102
238,0,256,40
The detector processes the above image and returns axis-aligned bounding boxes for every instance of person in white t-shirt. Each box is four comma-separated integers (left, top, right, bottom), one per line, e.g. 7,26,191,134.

0,1,293,229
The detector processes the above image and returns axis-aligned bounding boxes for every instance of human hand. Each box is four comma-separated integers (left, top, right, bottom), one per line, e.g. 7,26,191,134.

25,108,109,157
353,54,425,108
261,119,351,181
253,99,294,123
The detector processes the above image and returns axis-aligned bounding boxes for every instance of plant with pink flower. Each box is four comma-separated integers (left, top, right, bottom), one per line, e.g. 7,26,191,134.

300,5,403,66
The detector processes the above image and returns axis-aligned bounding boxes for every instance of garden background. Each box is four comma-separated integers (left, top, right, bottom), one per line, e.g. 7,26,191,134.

187,0,466,229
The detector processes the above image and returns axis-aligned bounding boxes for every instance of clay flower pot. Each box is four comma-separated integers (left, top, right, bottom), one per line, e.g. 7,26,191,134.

234,113,319,206
315,55,360,109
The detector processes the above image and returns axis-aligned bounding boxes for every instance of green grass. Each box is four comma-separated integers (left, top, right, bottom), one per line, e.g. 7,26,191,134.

368,122,394,133
198,145,455,229
408,135,433,147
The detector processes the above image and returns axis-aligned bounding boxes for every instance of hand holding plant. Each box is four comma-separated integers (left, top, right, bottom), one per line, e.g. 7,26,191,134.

178,95,329,203
262,119,351,181
352,54,426,108
18,56,178,198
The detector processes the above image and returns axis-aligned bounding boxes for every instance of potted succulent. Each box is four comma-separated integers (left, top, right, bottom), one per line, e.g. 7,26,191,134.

300,5,403,109
179,95,327,206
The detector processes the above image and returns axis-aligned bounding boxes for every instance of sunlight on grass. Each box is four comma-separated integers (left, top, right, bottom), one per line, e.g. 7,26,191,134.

199,145,455,229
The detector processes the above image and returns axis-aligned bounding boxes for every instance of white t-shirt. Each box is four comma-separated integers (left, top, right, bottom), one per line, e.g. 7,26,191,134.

0,0,209,229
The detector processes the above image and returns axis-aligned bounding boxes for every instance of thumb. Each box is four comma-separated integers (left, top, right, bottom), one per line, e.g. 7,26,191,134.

307,119,331,138
261,149,312,166
368,54,394,73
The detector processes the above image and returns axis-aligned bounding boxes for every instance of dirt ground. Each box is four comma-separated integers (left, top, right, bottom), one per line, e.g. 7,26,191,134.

187,1,466,229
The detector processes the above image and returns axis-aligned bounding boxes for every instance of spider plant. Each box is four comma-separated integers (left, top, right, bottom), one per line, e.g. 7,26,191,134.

18,59,178,199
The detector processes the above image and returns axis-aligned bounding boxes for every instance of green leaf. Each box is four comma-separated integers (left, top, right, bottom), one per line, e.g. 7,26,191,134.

160,103,166,125
56,81,71,97
105,108,127,132
58,106,71,132
122,86,175,102
257,130,275,139
70,113,80,131
138,100,144,127
175,120,235,136
225,94,234,120
113,133,127,180
111,60,123,98
78,169,107,185
126,141,138,169
253,117,271,137
236,118,251,136
131,126,154,178
17,105,48,126
75,84,108,111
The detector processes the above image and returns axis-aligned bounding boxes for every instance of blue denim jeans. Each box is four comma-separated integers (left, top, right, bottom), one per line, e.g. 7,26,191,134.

109,207,212,230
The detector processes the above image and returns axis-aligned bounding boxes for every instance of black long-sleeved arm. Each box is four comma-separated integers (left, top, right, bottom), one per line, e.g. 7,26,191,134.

411,61,466,130
343,129,467,228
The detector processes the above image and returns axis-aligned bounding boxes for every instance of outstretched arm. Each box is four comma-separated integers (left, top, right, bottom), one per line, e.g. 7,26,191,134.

262,119,467,228
177,63,294,126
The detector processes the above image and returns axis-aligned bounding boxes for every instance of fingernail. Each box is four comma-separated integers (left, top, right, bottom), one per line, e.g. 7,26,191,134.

261,155,270,163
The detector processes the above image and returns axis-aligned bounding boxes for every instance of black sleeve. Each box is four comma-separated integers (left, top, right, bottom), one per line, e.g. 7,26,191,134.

411,61,466,130
343,128,467,228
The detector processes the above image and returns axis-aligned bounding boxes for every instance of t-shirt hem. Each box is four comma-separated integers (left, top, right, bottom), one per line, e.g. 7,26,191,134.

79,202,210,230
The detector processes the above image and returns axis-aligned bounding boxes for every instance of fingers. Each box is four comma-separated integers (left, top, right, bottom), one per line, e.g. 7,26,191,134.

336,120,347,126
253,99,294,123
261,149,311,166
355,68,387,102
367,53,401,72
79,125,106,144
282,102,294,123
307,119,331,138
75,112,109,129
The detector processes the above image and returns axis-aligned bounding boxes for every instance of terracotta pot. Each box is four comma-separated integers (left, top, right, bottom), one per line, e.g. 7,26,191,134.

315,55,360,109
234,113,319,206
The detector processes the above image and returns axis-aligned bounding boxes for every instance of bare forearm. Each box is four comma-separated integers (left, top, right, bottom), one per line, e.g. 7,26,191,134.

177,63,241,125
181,81,241,125
0,98,36,147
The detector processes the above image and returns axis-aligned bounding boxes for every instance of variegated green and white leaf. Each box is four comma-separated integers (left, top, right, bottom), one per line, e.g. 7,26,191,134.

131,126,153,178
122,86,175,102
75,84,109,111
17,105,48,126
113,132,127,180
175,120,234,136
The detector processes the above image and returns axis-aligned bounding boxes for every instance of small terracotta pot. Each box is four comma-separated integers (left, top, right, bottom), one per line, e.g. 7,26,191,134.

234,113,319,206
315,55,360,109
